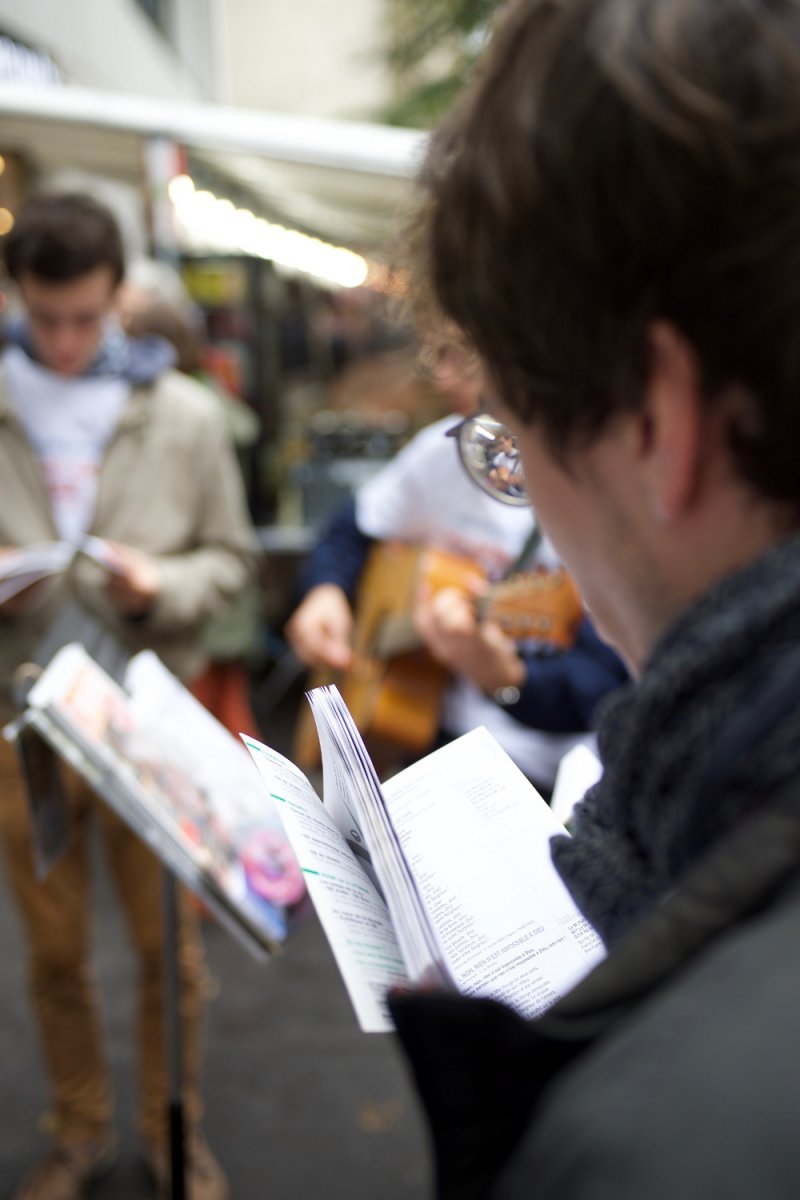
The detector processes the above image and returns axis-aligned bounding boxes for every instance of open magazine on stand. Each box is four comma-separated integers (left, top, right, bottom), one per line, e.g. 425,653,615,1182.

8,643,307,959
243,685,606,1033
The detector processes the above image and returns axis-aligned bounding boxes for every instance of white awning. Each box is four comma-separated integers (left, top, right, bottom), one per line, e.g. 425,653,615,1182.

0,83,428,254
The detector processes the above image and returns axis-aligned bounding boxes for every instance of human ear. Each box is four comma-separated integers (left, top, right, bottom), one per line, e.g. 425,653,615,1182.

638,320,706,522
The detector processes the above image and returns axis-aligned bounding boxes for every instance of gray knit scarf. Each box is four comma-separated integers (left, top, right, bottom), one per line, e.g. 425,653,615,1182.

552,533,800,946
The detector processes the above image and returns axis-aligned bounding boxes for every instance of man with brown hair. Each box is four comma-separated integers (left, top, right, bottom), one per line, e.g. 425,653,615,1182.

0,192,255,1199
388,2,800,1196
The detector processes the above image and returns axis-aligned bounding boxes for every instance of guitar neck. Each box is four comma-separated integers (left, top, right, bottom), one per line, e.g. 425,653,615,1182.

358,547,583,660
476,568,583,648
369,613,420,660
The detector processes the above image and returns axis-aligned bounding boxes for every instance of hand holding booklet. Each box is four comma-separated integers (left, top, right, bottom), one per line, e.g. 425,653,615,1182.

243,686,606,1033
0,535,127,604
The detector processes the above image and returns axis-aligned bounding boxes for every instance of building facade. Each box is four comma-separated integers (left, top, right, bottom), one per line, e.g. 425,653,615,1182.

217,0,394,121
0,0,219,100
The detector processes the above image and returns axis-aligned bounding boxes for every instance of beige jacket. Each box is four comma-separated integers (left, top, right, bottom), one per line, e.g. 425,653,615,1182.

0,364,259,719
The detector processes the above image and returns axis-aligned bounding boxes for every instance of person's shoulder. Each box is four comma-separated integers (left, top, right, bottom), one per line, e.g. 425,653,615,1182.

391,414,463,471
413,414,462,447
501,881,800,1199
361,415,461,501
144,368,223,424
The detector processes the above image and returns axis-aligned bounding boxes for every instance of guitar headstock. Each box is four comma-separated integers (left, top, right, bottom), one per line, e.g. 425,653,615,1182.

483,568,583,648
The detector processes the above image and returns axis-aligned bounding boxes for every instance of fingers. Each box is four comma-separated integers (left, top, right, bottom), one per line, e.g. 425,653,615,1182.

290,618,353,670
285,585,354,671
415,585,525,691
0,579,46,617
414,586,476,648
102,543,161,615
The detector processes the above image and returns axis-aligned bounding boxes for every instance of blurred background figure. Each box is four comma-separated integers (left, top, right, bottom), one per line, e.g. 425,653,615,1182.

286,326,628,795
119,258,263,472
0,190,255,1200
121,271,264,739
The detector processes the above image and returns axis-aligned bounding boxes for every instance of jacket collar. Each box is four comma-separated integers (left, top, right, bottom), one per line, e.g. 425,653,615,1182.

549,771,800,1031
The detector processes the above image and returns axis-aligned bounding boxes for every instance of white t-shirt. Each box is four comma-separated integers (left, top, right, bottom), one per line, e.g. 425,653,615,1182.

355,416,592,787
491,448,521,474
4,345,131,543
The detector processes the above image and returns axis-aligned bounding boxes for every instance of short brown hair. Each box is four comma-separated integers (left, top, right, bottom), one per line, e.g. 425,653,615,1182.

417,0,800,503
5,192,125,286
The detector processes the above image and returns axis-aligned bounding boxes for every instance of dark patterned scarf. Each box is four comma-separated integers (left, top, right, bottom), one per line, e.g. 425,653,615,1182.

6,319,175,384
552,533,800,945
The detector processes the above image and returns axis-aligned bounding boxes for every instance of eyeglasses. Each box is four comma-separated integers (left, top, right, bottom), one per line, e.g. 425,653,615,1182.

446,413,529,507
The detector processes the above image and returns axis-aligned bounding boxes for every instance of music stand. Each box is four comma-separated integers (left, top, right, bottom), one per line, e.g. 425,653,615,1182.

7,614,284,1200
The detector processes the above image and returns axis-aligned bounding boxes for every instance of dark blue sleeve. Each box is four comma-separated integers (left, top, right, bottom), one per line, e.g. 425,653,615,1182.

295,498,375,602
502,617,629,734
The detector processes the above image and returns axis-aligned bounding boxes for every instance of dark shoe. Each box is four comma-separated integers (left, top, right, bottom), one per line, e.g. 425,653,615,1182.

14,1137,118,1200
143,1131,230,1200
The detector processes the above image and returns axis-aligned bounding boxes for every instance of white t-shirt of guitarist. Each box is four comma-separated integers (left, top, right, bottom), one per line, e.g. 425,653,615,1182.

355,415,593,788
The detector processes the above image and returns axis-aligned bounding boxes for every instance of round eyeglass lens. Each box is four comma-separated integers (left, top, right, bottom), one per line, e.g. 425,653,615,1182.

456,415,529,506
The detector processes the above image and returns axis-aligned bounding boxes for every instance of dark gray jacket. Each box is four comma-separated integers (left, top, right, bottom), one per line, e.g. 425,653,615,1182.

391,537,800,1198
391,774,800,1198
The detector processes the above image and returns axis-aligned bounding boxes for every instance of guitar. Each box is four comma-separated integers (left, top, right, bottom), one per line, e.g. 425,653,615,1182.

293,541,583,771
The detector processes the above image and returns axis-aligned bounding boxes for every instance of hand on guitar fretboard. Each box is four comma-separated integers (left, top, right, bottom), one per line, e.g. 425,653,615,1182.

290,541,584,769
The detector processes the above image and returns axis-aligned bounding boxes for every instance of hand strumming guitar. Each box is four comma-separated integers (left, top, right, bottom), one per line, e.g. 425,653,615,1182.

413,583,526,696
285,583,355,671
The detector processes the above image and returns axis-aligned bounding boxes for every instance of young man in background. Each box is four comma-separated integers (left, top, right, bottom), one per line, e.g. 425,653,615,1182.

287,331,626,795
0,192,256,1200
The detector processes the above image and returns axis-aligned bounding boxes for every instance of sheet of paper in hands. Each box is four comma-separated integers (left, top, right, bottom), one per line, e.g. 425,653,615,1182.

0,542,74,603
0,536,129,604
243,684,605,1033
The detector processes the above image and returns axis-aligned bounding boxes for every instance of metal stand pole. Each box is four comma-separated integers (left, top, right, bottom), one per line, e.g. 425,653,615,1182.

163,869,186,1200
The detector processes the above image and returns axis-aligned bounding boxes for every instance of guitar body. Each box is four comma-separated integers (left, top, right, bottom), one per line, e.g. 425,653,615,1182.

343,648,450,756
293,543,450,771
293,541,583,771
345,542,452,756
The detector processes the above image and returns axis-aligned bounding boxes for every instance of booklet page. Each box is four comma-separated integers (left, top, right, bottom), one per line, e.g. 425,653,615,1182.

0,536,125,604
308,686,452,987
382,727,606,1018
0,541,73,602
121,653,304,944
243,735,407,1032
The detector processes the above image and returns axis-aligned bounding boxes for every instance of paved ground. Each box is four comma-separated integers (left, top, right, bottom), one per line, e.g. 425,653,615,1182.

0,678,431,1199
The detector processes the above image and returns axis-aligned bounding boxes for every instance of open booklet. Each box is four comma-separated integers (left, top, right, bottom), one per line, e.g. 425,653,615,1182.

7,643,306,959
0,536,126,604
243,685,606,1033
